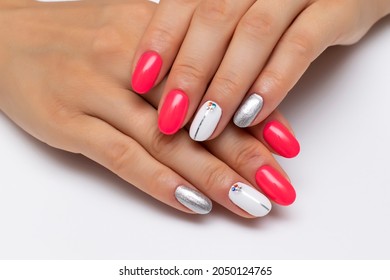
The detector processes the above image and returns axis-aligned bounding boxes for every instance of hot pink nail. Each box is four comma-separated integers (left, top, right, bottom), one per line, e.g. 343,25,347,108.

263,120,300,158
255,165,296,206
158,90,189,135
131,51,162,94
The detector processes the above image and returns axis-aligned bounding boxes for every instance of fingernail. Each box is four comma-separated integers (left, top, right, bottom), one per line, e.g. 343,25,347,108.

175,185,212,214
132,51,162,94
263,120,300,158
228,182,272,217
158,90,189,135
255,165,296,206
233,93,264,128
189,101,222,141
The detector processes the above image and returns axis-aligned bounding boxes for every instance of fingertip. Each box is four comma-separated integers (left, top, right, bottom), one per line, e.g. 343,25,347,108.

131,50,163,94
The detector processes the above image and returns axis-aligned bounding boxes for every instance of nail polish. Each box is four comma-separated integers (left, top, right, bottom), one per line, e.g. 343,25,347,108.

263,120,300,158
228,182,272,217
255,165,296,206
189,101,222,141
175,185,212,214
233,93,264,128
132,51,162,94
158,90,189,135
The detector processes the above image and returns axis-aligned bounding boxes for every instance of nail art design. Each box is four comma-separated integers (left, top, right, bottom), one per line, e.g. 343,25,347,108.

233,93,264,128
229,182,272,217
158,89,189,135
132,51,162,94
263,120,300,158
175,185,212,214
255,165,296,206
189,101,222,141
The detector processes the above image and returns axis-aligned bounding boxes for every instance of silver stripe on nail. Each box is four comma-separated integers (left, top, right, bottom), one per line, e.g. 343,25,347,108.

233,93,264,128
189,101,222,141
175,186,212,214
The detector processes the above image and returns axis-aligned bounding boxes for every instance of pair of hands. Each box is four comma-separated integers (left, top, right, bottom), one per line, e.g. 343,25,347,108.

0,0,388,218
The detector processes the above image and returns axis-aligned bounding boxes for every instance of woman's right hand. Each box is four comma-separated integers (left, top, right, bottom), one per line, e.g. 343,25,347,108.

0,0,299,217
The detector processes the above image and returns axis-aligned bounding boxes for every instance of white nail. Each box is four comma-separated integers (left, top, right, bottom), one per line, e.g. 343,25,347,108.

189,101,222,141
229,182,272,217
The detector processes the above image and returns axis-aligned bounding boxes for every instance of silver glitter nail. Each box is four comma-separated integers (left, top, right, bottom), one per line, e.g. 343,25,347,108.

175,186,212,214
233,93,264,128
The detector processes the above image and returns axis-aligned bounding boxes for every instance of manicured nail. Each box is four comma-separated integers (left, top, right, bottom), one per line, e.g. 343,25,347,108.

228,182,272,217
175,185,212,214
233,93,264,128
255,165,296,206
189,101,222,141
158,90,189,135
132,51,162,94
263,120,300,158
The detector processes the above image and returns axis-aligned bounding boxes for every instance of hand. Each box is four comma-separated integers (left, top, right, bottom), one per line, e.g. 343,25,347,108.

131,0,390,142
0,0,298,217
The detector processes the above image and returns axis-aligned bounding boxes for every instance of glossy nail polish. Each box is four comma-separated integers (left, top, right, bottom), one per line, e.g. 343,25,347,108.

233,93,264,128
189,101,222,141
263,120,300,158
255,165,296,206
175,185,212,214
132,51,162,94
158,90,189,135
228,182,272,217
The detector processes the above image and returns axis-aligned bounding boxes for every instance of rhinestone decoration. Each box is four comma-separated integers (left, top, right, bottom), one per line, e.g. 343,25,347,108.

231,184,242,192
206,101,217,111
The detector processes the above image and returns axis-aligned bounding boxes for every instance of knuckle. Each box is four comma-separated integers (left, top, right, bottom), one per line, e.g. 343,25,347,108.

212,71,242,99
232,143,267,168
284,32,316,61
196,0,236,23
171,60,207,83
104,139,138,175
259,69,286,94
148,128,178,159
147,23,177,50
239,12,275,38
203,164,230,191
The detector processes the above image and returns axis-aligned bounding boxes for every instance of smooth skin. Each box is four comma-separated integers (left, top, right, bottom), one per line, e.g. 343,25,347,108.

0,0,296,217
133,0,390,139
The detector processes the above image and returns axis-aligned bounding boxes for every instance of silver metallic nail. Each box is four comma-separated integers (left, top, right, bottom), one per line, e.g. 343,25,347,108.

175,186,212,214
233,93,264,128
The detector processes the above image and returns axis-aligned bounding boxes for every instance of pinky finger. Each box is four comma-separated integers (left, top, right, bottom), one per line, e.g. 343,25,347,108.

69,115,212,215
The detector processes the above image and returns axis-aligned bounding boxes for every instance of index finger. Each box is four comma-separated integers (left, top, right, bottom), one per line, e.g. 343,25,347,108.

131,0,199,94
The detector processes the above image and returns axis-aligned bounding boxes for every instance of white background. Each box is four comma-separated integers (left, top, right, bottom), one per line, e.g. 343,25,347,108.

1,6,390,259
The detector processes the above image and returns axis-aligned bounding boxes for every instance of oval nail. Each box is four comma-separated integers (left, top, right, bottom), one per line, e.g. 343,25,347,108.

175,185,212,214
255,165,296,206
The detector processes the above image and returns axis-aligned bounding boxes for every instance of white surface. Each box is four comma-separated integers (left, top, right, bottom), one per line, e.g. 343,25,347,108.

1,16,390,260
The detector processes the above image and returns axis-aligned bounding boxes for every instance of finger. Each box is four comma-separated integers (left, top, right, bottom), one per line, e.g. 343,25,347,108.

89,87,272,217
68,114,212,215
131,0,200,94
194,0,307,139
157,0,255,135
241,1,348,127
248,110,300,159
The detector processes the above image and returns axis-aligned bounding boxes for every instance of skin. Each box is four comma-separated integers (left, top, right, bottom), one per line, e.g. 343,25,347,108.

0,0,295,218
133,0,390,138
